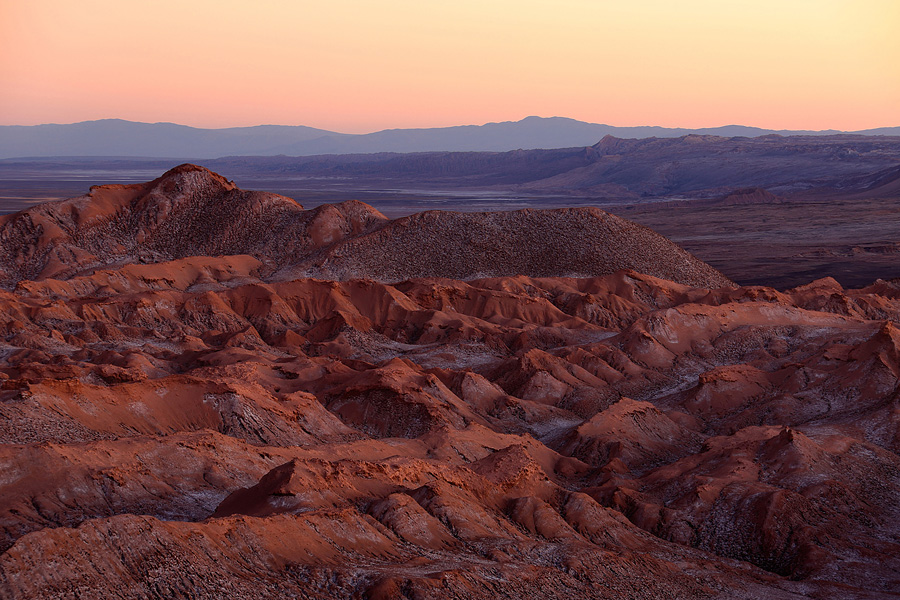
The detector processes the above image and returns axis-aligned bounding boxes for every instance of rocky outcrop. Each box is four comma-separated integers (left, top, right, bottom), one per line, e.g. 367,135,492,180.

0,164,388,286
0,164,731,289
289,206,732,288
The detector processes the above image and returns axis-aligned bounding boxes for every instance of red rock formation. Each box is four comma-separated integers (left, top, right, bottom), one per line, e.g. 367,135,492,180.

0,164,387,286
0,167,896,599
0,164,731,290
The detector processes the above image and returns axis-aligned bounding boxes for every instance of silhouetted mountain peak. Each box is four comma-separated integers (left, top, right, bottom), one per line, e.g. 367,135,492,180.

4,119,896,159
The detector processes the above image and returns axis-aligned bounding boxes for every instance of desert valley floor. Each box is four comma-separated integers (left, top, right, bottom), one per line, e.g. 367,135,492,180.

0,165,897,599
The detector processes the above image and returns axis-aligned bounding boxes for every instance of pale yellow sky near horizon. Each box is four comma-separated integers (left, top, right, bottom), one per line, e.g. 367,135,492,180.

0,0,897,132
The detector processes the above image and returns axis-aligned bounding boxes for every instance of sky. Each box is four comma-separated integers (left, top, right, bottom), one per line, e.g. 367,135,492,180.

1,0,897,133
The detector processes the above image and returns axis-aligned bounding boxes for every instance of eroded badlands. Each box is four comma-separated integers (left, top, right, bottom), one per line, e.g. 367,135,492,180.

0,166,897,599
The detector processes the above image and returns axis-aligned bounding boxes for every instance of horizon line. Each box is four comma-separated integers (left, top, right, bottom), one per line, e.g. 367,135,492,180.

1,116,898,136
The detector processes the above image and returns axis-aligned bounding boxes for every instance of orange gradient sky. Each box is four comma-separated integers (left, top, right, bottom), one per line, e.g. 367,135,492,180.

1,0,897,132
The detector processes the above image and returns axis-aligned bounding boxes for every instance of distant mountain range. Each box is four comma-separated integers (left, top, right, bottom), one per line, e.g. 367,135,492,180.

202,134,900,200
2,117,899,159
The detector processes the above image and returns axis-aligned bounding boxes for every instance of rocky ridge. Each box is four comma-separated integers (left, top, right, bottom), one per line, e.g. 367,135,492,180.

0,164,730,290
